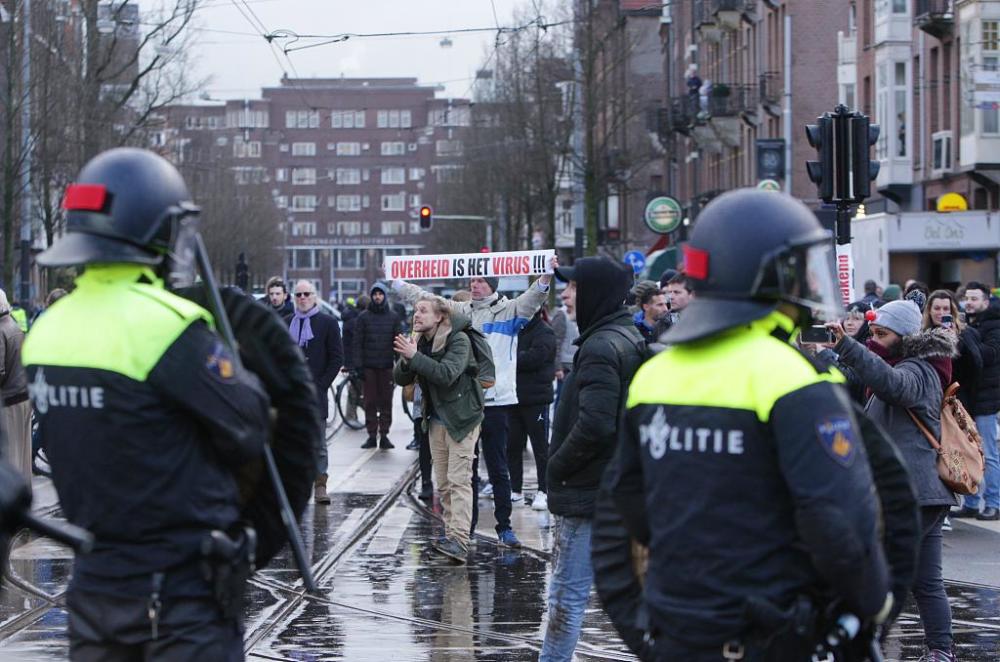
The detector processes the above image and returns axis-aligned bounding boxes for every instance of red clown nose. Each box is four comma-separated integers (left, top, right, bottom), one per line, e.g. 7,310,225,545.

865,310,877,322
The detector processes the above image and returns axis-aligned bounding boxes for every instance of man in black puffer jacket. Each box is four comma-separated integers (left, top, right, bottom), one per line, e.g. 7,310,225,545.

354,283,402,449
540,257,645,661
956,282,1000,520
508,310,556,510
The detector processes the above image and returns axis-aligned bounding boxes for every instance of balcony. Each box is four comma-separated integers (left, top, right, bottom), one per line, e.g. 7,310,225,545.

667,95,699,135
914,0,954,39
709,0,754,30
759,71,782,115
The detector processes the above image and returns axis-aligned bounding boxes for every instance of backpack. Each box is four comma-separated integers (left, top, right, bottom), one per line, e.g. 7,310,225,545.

907,382,985,495
464,326,496,390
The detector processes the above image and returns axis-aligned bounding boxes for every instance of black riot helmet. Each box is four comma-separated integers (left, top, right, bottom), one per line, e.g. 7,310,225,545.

664,188,840,344
38,148,200,270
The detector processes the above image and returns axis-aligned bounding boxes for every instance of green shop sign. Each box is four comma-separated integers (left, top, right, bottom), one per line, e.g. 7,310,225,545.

644,196,683,235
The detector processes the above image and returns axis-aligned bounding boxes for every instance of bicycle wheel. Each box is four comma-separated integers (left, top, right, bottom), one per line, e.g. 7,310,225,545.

336,377,366,430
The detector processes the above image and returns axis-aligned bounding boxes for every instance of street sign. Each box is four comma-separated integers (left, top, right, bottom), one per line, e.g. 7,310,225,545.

644,196,683,235
623,250,646,274
757,179,781,192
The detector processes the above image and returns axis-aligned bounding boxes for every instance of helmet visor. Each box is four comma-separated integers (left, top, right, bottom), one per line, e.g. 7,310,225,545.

166,215,200,289
758,240,842,322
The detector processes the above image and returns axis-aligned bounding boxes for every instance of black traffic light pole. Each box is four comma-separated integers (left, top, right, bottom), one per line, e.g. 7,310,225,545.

806,104,879,306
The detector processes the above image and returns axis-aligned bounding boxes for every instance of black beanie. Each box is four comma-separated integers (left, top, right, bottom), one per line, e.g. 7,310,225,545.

484,277,500,293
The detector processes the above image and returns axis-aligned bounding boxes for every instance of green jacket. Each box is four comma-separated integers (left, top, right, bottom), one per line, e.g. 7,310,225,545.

394,314,484,442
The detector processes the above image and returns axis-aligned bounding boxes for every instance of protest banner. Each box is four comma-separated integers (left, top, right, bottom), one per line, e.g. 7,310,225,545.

384,249,555,281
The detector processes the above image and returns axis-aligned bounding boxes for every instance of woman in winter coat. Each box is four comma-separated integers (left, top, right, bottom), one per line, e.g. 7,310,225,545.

923,289,983,415
507,309,556,511
817,301,873,405
830,299,957,662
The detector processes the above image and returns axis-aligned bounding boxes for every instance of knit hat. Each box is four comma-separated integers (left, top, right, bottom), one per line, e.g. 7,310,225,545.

483,277,500,294
872,300,922,337
881,284,902,302
904,288,927,312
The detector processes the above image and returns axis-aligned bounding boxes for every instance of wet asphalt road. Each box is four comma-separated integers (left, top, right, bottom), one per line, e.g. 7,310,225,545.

1,396,999,661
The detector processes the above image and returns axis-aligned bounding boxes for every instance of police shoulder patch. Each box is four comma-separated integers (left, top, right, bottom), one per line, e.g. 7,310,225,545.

205,341,236,382
816,416,857,467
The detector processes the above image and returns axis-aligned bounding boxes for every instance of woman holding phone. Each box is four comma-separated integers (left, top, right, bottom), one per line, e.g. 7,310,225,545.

923,290,983,415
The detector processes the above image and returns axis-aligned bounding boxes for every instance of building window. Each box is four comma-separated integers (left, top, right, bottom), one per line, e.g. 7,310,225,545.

289,249,318,270
292,142,316,156
984,24,1000,134
275,168,288,182
227,109,269,128
331,110,366,128
381,141,406,156
892,0,907,13
381,221,407,236
409,168,424,181
380,167,405,184
985,20,1000,51
233,138,261,158
894,62,907,157
336,195,362,212
435,140,463,156
429,107,471,127
433,165,464,184
376,109,412,128
292,168,317,185
291,195,317,211
339,250,365,269
381,193,406,211
285,110,320,129
336,142,361,156
336,168,361,184
233,167,266,185
409,194,421,208
292,221,317,236
274,195,288,208
332,221,364,236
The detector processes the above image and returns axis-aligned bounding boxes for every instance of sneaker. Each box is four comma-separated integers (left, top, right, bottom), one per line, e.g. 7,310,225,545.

977,506,999,521
480,482,493,498
434,538,468,564
918,650,955,662
361,436,377,449
406,438,420,450
531,492,548,511
498,528,522,548
941,516,952,532
511,491,524,503
379,436,395,450
418,483,434,501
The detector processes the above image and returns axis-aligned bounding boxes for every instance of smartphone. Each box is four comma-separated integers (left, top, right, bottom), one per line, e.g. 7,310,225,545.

941,314,953,329
801,325,834,344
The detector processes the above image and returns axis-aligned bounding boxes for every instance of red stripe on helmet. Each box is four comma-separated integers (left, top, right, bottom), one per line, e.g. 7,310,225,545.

63,184,108,211
684,245,709,280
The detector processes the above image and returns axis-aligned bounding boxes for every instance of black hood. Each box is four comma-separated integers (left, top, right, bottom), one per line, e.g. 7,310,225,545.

572,257,633,333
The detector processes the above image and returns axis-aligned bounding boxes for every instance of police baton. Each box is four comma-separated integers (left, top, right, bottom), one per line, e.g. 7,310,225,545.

193,235,318,593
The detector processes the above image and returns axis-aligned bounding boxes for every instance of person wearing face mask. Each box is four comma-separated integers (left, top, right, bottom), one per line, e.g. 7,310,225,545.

829,300,957,662
815,302,872,405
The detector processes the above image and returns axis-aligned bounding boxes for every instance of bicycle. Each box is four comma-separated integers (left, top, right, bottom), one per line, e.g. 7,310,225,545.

334,372,366,431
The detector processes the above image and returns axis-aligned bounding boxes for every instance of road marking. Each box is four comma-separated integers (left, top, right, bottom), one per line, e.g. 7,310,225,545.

365,506,413,556
329,449,377,492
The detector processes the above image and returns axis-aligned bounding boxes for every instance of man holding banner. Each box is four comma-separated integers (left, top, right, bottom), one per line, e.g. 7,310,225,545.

388,249,557,548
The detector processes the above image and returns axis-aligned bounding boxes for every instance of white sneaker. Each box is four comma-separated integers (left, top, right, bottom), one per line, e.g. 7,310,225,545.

532,492,548,511
942,516,953,532
511,491,523,503
480,482,493,497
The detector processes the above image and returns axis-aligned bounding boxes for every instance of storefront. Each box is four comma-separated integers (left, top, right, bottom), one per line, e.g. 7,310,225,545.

851,210,1000,297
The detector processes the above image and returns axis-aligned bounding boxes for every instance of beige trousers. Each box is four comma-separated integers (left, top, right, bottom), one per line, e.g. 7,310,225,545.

2,399,32,487
429,421,479,550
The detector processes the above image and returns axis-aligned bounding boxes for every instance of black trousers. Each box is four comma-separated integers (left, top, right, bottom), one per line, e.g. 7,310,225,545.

507,404,549,493
362,367,393,436
416,419,432,488
68,590,243,661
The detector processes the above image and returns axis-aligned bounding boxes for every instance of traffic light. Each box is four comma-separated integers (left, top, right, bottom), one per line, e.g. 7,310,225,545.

805,116,834,202
851,115,880,201
419,205,433,230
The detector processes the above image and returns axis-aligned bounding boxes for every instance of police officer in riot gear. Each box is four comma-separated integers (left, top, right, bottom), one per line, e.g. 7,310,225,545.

604,189,897,661
23,148,320,660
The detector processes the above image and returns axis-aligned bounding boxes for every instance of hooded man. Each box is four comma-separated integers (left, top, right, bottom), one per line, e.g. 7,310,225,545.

540,257,646,661
392,257,557,549
354,283,402,449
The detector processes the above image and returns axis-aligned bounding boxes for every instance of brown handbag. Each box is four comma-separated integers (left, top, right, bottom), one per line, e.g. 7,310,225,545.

907,383,985,496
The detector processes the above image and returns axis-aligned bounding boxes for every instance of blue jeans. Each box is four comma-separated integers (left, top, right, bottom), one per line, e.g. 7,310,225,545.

539,516,593,662
965,414,999,509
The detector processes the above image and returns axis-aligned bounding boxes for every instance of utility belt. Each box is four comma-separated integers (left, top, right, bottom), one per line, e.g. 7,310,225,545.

144,525,256,641
644,596,882,662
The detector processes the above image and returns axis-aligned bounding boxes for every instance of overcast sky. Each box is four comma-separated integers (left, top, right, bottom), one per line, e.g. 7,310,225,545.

166,0,528,102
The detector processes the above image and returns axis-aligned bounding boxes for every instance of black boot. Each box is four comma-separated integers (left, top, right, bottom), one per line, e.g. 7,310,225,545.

418,482,434,501
379,435,395,450
361,436,377,449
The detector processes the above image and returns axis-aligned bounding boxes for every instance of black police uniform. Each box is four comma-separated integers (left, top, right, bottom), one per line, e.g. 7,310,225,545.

24,265,270,660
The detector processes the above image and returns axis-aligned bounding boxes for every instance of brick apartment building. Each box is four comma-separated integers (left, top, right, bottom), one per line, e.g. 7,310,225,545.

158,77,470,301
840,0,1000,292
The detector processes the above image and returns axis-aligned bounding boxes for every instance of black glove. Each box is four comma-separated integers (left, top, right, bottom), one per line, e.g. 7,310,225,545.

0,461,31,588
177,287,321,566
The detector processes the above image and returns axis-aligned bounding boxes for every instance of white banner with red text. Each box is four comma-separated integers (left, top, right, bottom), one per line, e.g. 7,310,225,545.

384,249,555,281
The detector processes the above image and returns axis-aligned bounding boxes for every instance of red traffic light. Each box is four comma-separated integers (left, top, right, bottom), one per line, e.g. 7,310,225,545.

419,205,433,230
420,206,431,218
